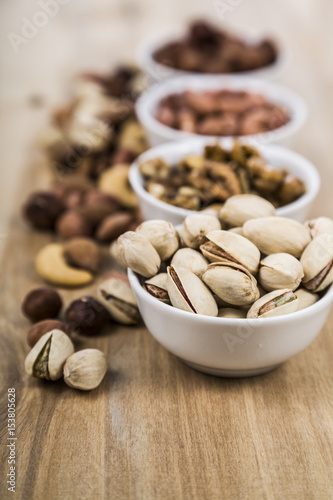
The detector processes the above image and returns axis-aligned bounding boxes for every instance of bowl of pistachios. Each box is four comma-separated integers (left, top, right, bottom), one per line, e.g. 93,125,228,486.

111,212,333,377
129,138,320,225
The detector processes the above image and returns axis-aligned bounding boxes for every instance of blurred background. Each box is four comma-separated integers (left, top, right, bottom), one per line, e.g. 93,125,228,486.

0,0,333,250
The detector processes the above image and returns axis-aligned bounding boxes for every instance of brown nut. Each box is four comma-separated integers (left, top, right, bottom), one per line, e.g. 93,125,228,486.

65,296,110,336
22,288,62,323
23,192,65,230
95,212,134,243
64,237,101,273
56,211,92,239
77,190,120,226
27,319,68,348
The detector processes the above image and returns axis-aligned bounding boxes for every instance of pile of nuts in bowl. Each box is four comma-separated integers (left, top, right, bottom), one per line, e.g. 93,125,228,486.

139,142,306,210
155,89,290,136
112,196,333,319
153,21,278,74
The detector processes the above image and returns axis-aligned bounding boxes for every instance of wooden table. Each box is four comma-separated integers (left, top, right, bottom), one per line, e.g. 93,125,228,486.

1,1,333,499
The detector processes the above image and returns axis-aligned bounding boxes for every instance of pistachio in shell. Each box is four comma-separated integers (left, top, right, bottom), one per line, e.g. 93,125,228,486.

135,220,179,261
145,273,170,304
300,233,333,292
243,217,311,258
98,278,140,325
200,230,260,274
305,217,333,239
202,262,260,307
167,265,218,316
179,214,221,249
171,248,208,278
259,253,304,292
295,288,319,311
219,194,276,227
247,289,298,318
112,231,161,278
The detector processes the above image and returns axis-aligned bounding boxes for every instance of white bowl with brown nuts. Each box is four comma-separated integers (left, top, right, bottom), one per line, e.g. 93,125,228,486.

129,138,320,225
136,75,307,146
110,214,333,377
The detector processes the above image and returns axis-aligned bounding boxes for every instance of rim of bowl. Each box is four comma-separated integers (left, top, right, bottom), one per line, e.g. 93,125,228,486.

137,29,290,81
129,138,321,221
136,75,308,144
128,268,333,326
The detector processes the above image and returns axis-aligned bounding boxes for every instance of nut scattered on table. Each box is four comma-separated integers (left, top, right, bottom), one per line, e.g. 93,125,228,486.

63,349,107,391
22,288,62,323
98,278,140,325
65,296,110,336
139,143,306,211
25,330,74,380
27,320,69,348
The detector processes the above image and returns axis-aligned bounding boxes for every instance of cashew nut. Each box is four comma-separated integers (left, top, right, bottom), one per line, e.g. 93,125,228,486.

35,243,93,287
98,164,138,209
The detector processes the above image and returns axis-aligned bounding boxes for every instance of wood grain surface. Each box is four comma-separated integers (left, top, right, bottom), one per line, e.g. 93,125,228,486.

1,1,333,499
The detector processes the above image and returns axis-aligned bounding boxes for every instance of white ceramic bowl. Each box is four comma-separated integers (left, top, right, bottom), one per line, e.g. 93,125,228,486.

137,30,290,82
136,75,307,147
128,269,333,378
129,138,320,225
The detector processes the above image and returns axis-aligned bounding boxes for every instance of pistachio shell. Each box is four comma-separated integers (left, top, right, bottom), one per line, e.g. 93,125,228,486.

219,194,276,227
179,214,221,249
259,253,304,292
145,273,170,303
243,217,311,258
167,265,218,316
305,217,333,239
200,230,260,274
218,308,247,319
113,231,161,278
171,248,208,278
202,262,260,306
98,278,140,325
247,289,298,318
300,233,333,292
136,220,179,261
295,288,319,311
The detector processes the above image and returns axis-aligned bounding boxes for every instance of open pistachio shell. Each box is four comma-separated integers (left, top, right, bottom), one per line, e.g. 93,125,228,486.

259,253,304,292
243,217,311,258
136,220,179,261
167,265,218,316
202,262,260,306
219,194,276,227
247,289,298,318
98,278,140,325
145,273,170,304
301,233,333,292
179,214,221,249
113,231,161,278
171,248,208,278
200,230,260,274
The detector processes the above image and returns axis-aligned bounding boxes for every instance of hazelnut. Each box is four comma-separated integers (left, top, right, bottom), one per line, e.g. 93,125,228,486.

23,191,65,230
27,319,69,348
64,237,101,273
95,212,134,242
22,287,63,323
65,296,110,336
56,210,92,239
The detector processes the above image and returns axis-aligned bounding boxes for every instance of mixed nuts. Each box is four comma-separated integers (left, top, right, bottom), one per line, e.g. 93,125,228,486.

153,21,278,74
113,208,333,319
139,143,306,210
155,90,289,136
